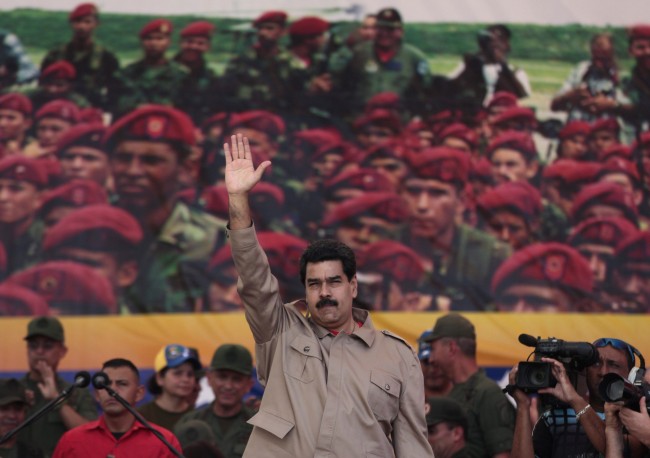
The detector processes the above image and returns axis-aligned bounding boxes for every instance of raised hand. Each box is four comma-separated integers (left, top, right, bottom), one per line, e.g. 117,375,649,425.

224,133,271,195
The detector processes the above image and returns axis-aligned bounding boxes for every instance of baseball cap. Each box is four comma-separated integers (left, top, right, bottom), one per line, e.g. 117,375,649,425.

173,419,216,449
417,330,433,360
425,397,467,430
210,344,252,375
24,316,65,342
154,344,202,373
0,378,28,407
422,313,476,343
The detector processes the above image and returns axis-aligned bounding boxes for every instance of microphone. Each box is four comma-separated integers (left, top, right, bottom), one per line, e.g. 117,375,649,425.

72,371,91,389
91,371,109,390
518,334,538,348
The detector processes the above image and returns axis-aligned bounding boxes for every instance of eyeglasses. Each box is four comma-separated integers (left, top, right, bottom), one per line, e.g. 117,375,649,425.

593,337,635,368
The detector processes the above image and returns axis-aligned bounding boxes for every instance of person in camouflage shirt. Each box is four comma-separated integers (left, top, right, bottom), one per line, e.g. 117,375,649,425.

41,3,119,110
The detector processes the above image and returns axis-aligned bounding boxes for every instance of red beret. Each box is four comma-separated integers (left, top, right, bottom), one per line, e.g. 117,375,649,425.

437,122,478,150
361,139,409,163
37,157,63,187
43,204,143,251
568,216,639,248
599,157,640,183
357,240,424,284
0,284,49,316
477,181,542,219
40,61,76,82
140,19,173,38
365,92,401,113
54,123,105,157
490,106,537,129
589,118,620,136
616,230,650,263
253,10,288,28
312,140,355,163
0,92,32,116
322,192,409,227
103,105,196,149
40,179,108,213
200,112,227,131
542,159,601,185
634,131,650,148
486,130,537,161
0,156,47,188
228,110,285,138
353,109,402,133
599,144,632,162
181,21,215,38
177,185,228,218
69,3,98,21
491,242,593,295
78,107,104,124
35,100,80,123
406,146,470,183
289,16,330,36
251,182,285,206
325,168,393,194
7,261,117,315
470,157,493,181
558,120,590,140
571,181,638,224
486,91,518,111
628,25,650,42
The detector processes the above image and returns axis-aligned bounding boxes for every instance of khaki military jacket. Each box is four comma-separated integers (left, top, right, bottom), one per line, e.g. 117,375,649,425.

230,226,433,458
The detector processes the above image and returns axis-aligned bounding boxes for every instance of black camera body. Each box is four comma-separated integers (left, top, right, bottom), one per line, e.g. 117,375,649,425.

599,373,650,412
515,334,599,393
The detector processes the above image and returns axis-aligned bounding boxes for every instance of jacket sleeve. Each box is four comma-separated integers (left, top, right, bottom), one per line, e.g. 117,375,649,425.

230,225,289,345
391,346,435,457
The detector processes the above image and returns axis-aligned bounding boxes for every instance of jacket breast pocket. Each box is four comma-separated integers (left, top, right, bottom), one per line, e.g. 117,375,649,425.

368,370,401,422
285,335,322,383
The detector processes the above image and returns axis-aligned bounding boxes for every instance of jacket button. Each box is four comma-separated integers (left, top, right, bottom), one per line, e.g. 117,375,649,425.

304,346,310,352
385,384,390,391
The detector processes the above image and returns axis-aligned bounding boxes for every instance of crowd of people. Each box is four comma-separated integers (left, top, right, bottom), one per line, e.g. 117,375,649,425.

0,4,649,317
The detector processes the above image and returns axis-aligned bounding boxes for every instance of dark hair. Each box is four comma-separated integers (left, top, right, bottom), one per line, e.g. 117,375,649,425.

146,367,169,396
299,239,356,285
102,358,140,382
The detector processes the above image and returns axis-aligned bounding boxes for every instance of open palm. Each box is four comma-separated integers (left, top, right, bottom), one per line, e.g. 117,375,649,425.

224,133,271,194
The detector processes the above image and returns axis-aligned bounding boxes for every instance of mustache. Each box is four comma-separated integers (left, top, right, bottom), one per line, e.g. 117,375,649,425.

316,298,338,308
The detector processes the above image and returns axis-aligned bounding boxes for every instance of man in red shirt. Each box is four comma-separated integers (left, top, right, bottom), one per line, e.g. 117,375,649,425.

53,358,181,457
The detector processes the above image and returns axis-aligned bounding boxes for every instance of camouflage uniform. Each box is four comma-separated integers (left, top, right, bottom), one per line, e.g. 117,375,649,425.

2,219,43,278
621,65,650,129
20,86,90,113
123,201,227,313
173,53,221,125
220,47,305,114
41,42,120,109
110,59,189,119
18,375,98,457
176,404,255,458
330,40,431,116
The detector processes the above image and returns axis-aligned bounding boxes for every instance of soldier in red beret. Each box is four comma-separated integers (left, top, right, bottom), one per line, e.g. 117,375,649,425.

359,139,410,192
489,106,537,138
541,159,601,217
597,157,643,209
25,100,80,159
28,60,90,113
353,109,402,150
321,192,409,251
437,122,479,155
400,146,511,310
173,21,221,124
556,120,590,160
571,181,639,226
621,25,650,128
0,92,34,156
568,216,638,299
609,230,650,312
225,110,285,164
587,118,620,160
103,104,227,312
40,204,142,312
491,242,595,312
477,181,542,249
110,19,189,119
356,239,430,311
323,168,393,214
41,3,120,109
0,155,48,275
54,123,110,187
38,179,108,228
486,130,539,185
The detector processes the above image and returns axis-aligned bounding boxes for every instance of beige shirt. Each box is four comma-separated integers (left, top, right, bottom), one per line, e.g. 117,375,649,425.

230,225,433,458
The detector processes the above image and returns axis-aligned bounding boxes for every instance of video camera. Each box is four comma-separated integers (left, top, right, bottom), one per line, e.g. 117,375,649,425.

515,334,599,393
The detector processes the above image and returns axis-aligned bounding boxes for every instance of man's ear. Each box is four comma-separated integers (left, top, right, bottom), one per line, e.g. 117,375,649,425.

117,261,138,288
135,384,145,404
525,160,539,180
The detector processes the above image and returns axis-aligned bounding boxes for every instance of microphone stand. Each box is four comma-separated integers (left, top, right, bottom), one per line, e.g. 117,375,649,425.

98,384,185,458
0,383,78,445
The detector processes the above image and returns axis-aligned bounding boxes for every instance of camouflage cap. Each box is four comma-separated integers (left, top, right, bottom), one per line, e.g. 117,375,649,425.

422,313,476,342
210,344,252,375
173,419,216,449
0,378,28,407
24,316,64,342
425,397,467,430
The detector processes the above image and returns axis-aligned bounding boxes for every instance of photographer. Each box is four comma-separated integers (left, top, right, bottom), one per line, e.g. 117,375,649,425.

509,338,635,458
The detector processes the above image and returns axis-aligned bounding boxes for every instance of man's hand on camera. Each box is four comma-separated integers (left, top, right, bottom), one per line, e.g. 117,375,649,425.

619,397,650,447
508,366,531,407
537,357,582,406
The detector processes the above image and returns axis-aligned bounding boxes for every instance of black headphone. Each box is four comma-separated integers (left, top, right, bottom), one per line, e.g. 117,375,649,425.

627,344,646,386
